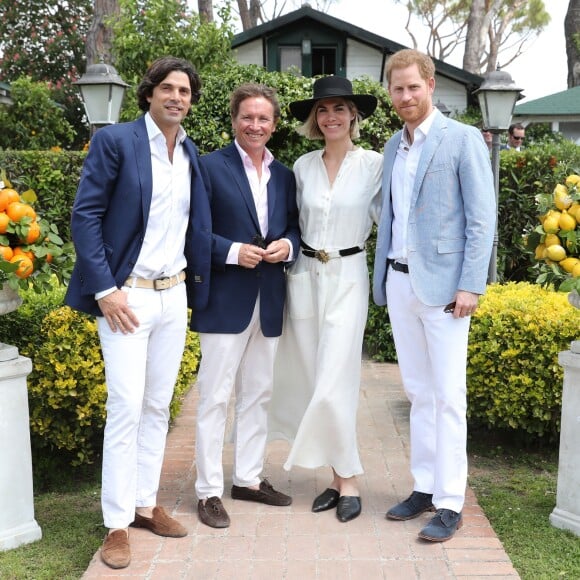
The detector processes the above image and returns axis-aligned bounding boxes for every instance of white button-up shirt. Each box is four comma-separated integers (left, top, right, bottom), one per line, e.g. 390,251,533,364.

389,108,437,262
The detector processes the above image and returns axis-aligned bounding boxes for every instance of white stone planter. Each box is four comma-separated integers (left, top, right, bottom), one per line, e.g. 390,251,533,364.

0,284,42,551
550,291,580,536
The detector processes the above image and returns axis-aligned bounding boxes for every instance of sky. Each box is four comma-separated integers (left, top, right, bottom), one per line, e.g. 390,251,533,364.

328,0,569,103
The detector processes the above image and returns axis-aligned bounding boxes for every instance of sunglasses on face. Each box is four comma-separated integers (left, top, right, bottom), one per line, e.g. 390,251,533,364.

512,136,524,141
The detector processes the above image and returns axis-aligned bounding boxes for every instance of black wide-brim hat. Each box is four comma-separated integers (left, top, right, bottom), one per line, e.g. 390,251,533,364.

289,76,378,122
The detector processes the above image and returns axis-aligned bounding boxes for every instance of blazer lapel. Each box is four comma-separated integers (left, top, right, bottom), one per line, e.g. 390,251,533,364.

412,113,446,206
133,117,153,226
223,144,261,232
266,165,278,239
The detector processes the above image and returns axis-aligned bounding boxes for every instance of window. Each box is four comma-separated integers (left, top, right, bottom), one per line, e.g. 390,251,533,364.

280,47,302,72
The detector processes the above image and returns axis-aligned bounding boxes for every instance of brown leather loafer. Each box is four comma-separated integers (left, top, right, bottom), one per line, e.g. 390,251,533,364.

101,529,130,569
231,479,292,506
198,497,231,528
131,506,187,537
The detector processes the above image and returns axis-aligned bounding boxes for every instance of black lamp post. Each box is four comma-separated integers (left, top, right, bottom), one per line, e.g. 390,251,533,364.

74,63,129,136
474,67,523,283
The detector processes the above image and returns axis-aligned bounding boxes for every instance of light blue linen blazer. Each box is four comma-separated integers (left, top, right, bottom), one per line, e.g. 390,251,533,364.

372,110,496,307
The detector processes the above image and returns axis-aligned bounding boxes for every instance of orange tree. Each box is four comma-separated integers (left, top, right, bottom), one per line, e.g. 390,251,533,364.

0,170,72,293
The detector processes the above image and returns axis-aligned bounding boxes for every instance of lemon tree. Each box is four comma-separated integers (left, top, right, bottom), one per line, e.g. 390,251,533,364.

529,173,580,293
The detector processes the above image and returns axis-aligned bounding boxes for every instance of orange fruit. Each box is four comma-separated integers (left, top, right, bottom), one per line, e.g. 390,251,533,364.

0,212,9,234
0,245,14,261
23,221,41,244
0,188,20,212
10,254,34,278
45,252,53,264
6,201,36,222
13,247,34,261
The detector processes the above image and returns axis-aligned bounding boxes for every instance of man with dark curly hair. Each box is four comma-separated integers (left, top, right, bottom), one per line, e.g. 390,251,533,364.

66,56,211,569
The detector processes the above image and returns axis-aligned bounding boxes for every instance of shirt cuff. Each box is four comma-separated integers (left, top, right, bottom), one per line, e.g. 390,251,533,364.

227,242,242,265
95,286,117,301
281,238,294,262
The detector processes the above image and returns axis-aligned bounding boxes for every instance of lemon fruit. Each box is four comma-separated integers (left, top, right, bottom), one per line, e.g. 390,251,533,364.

573,263,580,278
534,243,546,260
554,185,572,210
544,233,561,247
543,215,560,234
545,244,567,262
559,210,577,232
565,174,580,188
560,257,580,273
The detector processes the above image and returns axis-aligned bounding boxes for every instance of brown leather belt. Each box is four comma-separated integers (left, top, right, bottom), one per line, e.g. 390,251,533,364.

124,271,186,290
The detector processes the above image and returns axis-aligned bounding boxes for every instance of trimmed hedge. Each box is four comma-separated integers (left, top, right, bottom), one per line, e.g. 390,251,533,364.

467,282,580,442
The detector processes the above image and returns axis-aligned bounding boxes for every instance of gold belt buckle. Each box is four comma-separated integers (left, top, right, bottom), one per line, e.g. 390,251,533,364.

314,249,330,263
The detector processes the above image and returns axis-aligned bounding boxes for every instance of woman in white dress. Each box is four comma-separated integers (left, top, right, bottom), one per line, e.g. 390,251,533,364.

269,76,382,522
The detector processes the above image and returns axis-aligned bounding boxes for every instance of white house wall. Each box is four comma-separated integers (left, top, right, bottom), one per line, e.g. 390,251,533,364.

233,40,263,66
431,75,468,115
345,38,383,80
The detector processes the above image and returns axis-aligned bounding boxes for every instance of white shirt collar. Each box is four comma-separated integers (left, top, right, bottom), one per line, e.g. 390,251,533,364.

234,139,274,168
144,112,187,144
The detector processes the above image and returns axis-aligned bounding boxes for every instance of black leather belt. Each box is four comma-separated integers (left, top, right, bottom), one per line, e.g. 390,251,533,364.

301,241,365,263
387,259,409,274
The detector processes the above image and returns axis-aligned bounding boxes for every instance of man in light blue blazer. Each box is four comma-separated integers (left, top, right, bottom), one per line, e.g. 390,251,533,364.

373,49,495,542
66,57,211,569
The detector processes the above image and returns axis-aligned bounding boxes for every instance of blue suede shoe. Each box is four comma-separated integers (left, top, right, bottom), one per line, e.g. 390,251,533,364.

386,491,434,520
418,509,463,542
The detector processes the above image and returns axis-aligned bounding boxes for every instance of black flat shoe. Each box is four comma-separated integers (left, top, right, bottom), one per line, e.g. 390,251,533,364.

336,496,361,522
312,488,340,513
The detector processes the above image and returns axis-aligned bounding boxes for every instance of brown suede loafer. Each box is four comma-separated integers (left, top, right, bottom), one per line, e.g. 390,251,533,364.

198,497,231,528
131,506,187,537
101,529,130,569
231,479,292,506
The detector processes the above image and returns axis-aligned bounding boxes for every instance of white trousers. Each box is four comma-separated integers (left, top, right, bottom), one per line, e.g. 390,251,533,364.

386,267,470,513
97,283,187,529
195,299,279,499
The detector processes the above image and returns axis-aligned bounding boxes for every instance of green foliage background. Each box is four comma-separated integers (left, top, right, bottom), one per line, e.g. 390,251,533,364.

0,77,75,150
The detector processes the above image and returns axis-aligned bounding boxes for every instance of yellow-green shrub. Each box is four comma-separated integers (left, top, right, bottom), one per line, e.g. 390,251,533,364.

467,282,580,441
27,305,201,467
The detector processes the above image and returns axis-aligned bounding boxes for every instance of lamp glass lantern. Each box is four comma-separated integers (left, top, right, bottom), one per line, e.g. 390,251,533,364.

74,63,129,127
474,68,522,131
301,38,312,56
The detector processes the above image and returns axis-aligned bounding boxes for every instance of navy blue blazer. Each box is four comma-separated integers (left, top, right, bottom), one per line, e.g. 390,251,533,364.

190,143,299,337
65,116,212,317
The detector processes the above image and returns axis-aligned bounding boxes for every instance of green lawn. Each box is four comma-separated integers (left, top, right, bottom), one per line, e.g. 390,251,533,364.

0,479,102,580
468,437,580,579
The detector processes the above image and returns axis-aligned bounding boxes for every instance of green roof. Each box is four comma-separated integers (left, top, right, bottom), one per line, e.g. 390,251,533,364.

514,86,580,116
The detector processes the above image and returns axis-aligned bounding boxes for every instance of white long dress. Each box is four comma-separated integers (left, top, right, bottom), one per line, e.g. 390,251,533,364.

269,147,383,477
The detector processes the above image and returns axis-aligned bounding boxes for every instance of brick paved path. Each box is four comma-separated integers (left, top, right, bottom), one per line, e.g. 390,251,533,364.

82,360,519,579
